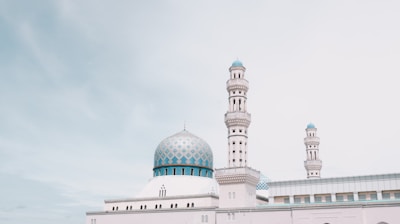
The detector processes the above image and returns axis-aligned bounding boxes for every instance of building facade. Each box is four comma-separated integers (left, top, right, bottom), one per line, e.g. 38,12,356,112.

86,61,400,224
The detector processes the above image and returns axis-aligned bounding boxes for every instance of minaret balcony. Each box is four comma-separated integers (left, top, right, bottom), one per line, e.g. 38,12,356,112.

304,137,320,144
226,79,249,92
225,112,251,127
304,160,322,169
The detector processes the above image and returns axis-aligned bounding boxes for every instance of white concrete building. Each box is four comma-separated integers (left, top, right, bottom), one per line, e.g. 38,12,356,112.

86,60,400,224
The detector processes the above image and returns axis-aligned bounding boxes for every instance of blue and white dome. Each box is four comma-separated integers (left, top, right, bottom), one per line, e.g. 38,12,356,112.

153,130,214,178
256,174,270,191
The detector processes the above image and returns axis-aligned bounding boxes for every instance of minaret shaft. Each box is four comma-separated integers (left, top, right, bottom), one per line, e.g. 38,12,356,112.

304,124,322,179
216,60,260,209
225,64,251,167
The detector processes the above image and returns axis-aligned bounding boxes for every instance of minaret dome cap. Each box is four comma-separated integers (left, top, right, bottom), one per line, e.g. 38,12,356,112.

306,123,316,129
231,60,243,67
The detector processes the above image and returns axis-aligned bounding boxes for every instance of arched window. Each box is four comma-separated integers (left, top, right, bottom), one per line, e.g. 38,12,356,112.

116,206,118,211
126,206,128,210
175,203,178,208
170,204,173,208
159,204,162,209
130,205,132,210
191,168,194,175
187,203,190,208
112,207,115,211
182,168,185,175
191,203,194,207
144,205,147,209
140,205,143,210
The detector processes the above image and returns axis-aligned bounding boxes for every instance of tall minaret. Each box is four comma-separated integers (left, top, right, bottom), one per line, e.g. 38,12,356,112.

304,123,322,179
216,60,259,208
224,60,251,167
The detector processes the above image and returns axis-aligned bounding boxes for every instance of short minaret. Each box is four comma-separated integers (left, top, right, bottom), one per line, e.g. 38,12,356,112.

304,123,322,179
224,60,251,167
216,60,260,208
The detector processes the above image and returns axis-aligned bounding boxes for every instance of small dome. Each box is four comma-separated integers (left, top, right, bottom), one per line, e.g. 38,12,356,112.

231,60,243,67
307,123,316,129
153,130,213,178
256,174,270,191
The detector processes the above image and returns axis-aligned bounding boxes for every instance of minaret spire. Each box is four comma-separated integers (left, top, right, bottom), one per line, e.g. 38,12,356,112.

304,123,322,179
224,59,251,167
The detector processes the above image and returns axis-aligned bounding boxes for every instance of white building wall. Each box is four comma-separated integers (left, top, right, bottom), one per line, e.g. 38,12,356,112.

104,195,219,212
87,209,216,224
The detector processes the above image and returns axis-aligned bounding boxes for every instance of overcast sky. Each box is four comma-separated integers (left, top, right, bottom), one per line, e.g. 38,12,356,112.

1,1,400,223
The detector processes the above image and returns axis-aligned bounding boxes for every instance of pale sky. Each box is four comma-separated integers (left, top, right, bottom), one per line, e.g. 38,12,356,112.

1,1,400,223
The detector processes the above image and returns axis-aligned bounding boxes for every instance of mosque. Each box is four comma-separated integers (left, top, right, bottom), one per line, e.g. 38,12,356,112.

86,61,400,224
